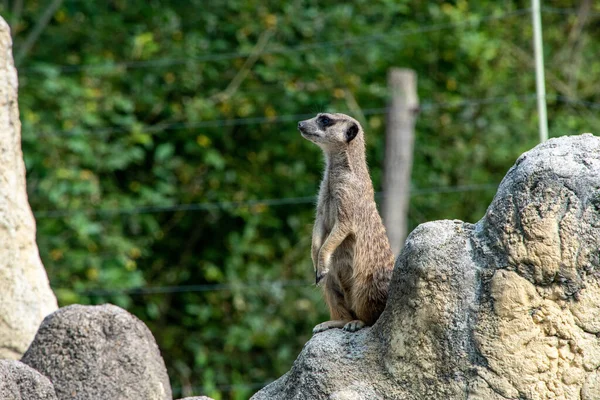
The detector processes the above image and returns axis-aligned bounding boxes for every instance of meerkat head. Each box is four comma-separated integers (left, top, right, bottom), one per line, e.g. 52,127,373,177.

297,113,361,150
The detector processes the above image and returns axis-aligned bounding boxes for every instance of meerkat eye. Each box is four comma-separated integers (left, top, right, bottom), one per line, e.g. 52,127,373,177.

318,116,332,126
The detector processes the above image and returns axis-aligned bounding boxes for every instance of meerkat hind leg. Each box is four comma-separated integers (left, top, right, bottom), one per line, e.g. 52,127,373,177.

343,320,366,332
313,278,353,334
312,320,347,334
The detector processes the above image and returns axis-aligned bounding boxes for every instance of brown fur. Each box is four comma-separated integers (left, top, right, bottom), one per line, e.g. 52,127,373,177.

298,113,395,333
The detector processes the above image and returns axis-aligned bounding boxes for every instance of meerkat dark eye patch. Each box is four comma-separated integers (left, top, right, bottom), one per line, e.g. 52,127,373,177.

345,123,359,143
317,115,335,127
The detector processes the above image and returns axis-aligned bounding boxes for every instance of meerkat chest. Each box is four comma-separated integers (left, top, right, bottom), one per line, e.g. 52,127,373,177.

320,184,357,245
318,189,338,230
319,169,355,231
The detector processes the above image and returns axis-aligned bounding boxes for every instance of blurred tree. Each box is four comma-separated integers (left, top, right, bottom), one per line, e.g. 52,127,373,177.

4,0,599,398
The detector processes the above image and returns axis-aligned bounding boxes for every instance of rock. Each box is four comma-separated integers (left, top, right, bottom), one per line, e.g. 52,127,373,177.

0,360,57,399
252,134,600,400
21,304,172,400
0,16,58,359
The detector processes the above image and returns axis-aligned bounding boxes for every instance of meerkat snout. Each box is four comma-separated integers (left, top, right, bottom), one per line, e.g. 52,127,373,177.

298,113,360,148
297,118,318,139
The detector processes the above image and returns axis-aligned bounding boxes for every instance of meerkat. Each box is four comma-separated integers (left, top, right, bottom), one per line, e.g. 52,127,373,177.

297,113,395,333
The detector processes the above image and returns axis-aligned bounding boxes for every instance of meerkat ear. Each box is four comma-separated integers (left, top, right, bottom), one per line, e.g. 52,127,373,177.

345,123,359,143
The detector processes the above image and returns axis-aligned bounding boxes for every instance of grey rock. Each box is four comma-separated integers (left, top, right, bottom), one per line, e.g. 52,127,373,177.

252,134,600,400
0,16,57,360
21,304,172,400
0,360,57,399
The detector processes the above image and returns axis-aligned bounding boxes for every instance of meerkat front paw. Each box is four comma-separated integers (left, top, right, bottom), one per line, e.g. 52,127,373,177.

343,320,366,332
315,268,328,284
316,256,330,284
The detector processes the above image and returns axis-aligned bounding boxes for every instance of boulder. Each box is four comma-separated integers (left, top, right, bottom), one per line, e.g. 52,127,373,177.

252,134,600,400
0,360,57,399
21,304,172,400
0,16,57,359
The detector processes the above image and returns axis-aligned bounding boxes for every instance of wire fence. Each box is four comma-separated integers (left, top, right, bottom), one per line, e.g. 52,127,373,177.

31,6,536,301
28,4,598,309
20,8,533,74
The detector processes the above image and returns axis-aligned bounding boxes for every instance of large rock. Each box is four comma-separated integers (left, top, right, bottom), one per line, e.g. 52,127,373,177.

21,304,172,400
0,360,57,399
252,134,600,400
0,17,57,359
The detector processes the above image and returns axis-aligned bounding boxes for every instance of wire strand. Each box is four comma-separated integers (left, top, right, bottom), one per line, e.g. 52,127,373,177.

34,184,499,219
35,108,385,137
63,279,311,297
32,94,600,138
34,94,539,138
20,8,532,74
541,6,600,17
555,96,600,110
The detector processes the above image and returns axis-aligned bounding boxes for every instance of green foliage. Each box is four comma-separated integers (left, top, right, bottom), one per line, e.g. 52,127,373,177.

6,0,600,398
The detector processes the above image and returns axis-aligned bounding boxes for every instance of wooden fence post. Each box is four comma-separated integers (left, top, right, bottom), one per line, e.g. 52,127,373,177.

382,68,419,256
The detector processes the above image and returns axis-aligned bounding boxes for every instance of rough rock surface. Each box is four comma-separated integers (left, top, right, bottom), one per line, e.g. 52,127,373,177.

252,134,600,400
0,17,57,359
0,360,57,400
21,304,172,400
